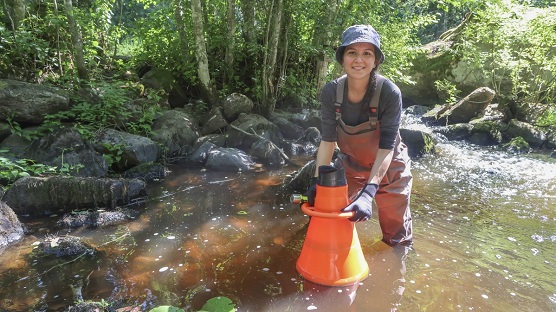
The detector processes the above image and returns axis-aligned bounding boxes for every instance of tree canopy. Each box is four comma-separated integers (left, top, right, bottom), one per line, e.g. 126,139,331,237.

0,0,555,122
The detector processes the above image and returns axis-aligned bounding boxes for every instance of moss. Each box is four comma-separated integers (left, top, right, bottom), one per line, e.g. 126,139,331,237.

503,136,530,154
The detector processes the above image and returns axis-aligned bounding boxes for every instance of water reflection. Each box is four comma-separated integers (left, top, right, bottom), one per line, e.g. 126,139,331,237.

0,142,555,311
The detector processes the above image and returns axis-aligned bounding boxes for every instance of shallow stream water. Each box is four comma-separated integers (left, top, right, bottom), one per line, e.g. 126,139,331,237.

0,140,555,311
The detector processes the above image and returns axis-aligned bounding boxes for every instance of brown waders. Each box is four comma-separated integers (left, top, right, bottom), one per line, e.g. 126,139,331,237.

334,75,413,246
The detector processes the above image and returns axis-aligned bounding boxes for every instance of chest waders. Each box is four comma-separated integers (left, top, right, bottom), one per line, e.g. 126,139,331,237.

334,74,413,246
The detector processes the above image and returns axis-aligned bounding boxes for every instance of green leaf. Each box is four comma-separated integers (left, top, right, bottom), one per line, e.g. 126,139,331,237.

199,296,235,312
149,306,185,312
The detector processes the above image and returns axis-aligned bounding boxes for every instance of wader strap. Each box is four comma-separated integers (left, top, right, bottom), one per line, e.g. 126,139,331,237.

335,75,347,121
335,74,385,124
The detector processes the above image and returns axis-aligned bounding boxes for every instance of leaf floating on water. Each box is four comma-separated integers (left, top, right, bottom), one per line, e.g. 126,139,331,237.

200,296,235,312
149,306,184,312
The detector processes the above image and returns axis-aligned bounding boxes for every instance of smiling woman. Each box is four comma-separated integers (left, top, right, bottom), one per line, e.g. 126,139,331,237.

306,24,414,247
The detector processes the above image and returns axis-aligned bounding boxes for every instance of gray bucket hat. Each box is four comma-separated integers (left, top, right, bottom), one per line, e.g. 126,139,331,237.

335,25,385,64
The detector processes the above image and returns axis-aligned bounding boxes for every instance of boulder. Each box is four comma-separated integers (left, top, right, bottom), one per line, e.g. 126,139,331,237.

150,108,201,156
504,119,546,148
205,148,255,172
0,202,24,251
226,113,281,149
423,87,496,125
0,79,70,124
92,128,159,169
24,127,108,177
222,93,254,121
2,176,146,216
201,106,229,135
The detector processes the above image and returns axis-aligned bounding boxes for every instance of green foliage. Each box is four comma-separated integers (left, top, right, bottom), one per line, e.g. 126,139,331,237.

149,306,185,312
503,136,530,154
101,143,125,170
0,150,57,185
147,296,235,312
434,78,461,103
39,80,159,139
536,107,556,127
457,2,556,105
199,296,235,312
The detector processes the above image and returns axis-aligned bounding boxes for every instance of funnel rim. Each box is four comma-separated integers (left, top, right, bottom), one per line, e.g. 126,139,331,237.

301,203,354,219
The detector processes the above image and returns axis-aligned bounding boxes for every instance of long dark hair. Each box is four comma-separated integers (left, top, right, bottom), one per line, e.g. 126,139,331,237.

367,64,380,99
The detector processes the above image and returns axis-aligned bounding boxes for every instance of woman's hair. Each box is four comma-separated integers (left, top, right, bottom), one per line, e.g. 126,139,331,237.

367,65,380,98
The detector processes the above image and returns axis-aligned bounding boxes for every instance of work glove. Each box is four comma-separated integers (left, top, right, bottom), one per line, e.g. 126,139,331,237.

303,177,318,206
342,183,378,222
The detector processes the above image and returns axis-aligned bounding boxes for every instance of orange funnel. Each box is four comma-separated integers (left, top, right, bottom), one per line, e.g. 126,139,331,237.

296,166,369,286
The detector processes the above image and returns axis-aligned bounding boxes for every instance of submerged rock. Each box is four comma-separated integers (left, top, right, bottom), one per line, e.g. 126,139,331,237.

57,208,139,228
39,235,94,257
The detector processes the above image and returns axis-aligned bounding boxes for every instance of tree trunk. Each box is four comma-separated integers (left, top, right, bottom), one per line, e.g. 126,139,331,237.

191,0,216,106
64,0,89,80
239,0,256,92
225,0,236,84
174,0,190,59
53,0,63,76
240,0,255,44
2,0,25,30
313,0,339,97
260,0,283,118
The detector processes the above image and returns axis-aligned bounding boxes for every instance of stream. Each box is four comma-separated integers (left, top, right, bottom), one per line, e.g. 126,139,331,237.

0,135,555,311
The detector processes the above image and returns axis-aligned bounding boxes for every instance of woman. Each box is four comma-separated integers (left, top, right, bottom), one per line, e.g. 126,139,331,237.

305,25,413,246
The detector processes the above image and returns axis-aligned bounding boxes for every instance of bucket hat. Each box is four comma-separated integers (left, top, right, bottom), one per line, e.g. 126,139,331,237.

335,25,385,64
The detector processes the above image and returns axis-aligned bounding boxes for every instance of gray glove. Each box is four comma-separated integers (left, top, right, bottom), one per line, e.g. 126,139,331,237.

341,183,378,222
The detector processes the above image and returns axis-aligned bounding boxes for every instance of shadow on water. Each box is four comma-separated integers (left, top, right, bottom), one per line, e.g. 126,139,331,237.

0,142,556,311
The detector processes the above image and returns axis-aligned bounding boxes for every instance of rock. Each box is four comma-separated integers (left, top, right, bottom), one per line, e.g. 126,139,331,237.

290,109,321,130
24,127,108,177
3,176,146,216
249,139,286,167
150,108,201,156
226,114,281,149
400,129,436,157
57,208,139,228
201,106,229,135
271,116,304,140
0,79,70,124
39,235,93,257
504,119,546,148
92,128,159,168
187,141,217,167
222,93,254,121
424,87,496,125
205,148,255,171
123,162,167,181
0,202,24,252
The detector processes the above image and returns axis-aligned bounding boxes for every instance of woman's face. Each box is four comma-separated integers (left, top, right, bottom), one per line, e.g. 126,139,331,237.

342,42,377,80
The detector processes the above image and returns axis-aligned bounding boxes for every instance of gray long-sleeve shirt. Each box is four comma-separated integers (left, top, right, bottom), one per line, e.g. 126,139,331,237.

319,76,403,150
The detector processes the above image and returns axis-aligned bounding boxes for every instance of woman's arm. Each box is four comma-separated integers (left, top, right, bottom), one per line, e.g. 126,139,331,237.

367,148,394,185
313,141,336,177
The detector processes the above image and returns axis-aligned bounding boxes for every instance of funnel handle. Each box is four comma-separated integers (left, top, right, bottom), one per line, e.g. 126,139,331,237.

300,203,355,219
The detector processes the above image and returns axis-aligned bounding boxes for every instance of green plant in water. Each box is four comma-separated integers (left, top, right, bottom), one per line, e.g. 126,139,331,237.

149,296,235,312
